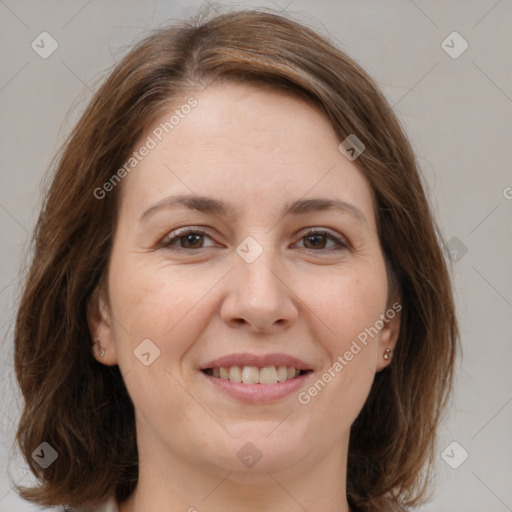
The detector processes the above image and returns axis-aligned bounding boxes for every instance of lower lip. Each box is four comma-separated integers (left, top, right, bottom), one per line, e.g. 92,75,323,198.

200,371,312,403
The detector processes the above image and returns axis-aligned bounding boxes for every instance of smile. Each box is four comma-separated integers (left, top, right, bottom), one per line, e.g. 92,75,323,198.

202,365,311,385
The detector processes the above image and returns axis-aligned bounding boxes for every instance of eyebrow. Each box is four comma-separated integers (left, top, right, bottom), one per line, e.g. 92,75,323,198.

139,194,368,225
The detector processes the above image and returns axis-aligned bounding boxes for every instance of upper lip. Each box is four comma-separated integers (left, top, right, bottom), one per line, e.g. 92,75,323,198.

200,353,312,371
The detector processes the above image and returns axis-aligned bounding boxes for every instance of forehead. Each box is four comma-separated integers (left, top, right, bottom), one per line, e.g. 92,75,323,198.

117,82,376,228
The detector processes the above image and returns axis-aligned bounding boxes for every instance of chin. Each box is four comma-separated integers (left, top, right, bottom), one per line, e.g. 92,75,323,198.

199,424,311,475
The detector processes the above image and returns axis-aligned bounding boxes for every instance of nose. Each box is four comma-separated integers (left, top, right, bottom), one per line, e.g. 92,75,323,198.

220,247,299,334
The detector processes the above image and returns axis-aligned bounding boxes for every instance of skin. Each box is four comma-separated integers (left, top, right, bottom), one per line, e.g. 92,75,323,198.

88,83,400,512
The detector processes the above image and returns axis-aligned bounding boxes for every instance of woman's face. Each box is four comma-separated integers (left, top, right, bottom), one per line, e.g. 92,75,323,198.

91,83,399,480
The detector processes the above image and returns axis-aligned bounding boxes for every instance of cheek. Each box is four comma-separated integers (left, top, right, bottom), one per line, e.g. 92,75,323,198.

303,264,388,347
295,264,387,411
108,244,388,366
108,255,225,363
106,260,220,428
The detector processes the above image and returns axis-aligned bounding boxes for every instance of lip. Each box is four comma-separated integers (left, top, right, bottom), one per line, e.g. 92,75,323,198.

200,352,312,371
200,370,312,403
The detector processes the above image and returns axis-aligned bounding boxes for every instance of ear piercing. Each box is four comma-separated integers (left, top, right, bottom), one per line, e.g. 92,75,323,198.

383,348,392,361
96,337,105,357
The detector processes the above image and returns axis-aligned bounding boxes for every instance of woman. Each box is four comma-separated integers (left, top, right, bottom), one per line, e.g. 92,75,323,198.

14,8,458,512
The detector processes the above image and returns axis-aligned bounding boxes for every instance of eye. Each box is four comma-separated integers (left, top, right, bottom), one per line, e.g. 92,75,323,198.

160,227,217,251
294,229,348,252
159,227,349,253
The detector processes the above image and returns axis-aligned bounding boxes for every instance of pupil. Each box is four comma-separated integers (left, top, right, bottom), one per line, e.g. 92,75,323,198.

182,234,202,248
306,234,325,249
179,234,327,250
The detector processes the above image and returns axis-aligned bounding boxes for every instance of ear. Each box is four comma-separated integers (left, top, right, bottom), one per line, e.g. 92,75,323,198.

87,282,118,366
375,301,401,372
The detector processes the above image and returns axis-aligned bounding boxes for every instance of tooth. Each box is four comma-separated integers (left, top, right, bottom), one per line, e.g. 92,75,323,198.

241,366,260,384
276,365,288,382
214,365,301,383
229,365,242,382
259,366,278,385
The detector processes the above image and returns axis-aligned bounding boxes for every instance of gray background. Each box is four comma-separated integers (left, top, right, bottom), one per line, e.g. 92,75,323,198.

1,1,511,510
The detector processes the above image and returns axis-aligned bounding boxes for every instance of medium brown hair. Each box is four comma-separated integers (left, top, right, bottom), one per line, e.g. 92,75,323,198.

14,7,458,511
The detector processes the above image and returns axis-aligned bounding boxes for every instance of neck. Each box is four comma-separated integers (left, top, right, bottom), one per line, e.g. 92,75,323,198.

119,428,351,512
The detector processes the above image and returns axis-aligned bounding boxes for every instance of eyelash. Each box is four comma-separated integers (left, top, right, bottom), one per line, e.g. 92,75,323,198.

159,227,349,254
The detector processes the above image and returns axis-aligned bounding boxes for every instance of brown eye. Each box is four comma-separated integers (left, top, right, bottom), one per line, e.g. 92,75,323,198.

179,233,204,249
161,228,216,251
303,233,328,249
296,230,348,252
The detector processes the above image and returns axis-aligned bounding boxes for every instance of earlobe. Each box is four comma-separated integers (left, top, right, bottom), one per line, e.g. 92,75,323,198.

87,286,117,366
375,307,401,372
383,348,392,361
93,337,105,359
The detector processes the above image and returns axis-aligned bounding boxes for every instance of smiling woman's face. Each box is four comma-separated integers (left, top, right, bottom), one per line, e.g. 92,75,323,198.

90,82,399,487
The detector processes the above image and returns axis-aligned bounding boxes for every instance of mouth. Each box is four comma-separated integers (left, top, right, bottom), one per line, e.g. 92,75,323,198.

199,353,314,403
201,365,312,385
200,368,313,403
